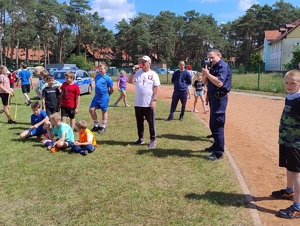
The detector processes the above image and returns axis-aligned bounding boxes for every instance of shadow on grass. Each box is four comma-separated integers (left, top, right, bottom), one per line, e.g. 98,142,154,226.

7,122,31,127
157,133,210,142
98,139,135,146
136,148,204,158
10,137,42,143
185,192,277,214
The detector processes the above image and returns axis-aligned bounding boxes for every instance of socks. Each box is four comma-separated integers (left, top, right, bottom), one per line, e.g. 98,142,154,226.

286,187,294,193
293,202,300,210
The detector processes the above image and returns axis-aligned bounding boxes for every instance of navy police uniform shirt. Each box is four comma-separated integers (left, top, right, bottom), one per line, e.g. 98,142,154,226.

207,59,231,96
171,70,192,92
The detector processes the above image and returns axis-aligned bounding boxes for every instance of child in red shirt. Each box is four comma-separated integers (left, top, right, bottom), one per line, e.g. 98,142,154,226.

8,70,16,88
59,71,80,130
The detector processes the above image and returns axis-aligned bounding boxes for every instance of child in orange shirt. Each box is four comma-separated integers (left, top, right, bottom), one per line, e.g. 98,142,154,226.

71,120,97,156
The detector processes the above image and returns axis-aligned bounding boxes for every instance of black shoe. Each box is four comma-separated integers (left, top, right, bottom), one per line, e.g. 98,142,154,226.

205,154,223,161
26,100,32,106
204,145,214,152
91,126,101,132
165,117,174,121
133,138,144,145
8,119,17,124
272,189,294,200
98,127,106,133
179,116,183,121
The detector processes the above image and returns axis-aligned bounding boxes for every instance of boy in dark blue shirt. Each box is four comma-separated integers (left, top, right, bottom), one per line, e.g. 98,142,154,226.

42,74,60,116
166,61,191,121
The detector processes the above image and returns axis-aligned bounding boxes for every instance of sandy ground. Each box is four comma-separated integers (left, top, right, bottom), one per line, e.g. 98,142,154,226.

125,82,298,226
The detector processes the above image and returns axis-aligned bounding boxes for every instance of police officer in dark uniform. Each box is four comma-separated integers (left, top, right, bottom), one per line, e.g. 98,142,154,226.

202,49,231,161
166,61,192,121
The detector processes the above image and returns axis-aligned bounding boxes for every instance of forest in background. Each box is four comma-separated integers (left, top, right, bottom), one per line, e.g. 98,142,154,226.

0,0,300,69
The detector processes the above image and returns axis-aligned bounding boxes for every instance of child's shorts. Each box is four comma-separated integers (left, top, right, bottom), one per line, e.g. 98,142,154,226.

21,84,30,94
29,127,47,136
195,90,204,96
0,93,9,105
61,107,75,119
120,88,126,92
90,98,109,111
279,144,300,172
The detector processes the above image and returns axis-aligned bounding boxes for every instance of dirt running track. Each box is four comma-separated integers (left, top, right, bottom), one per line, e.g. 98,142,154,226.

126,83,298,226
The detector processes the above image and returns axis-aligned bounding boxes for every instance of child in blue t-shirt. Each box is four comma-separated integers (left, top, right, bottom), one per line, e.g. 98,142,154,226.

89,63,114,133
17,63,33,106
20,101,49,140
42,112,74,153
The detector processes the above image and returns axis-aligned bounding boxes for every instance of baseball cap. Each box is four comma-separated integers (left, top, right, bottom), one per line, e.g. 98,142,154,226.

140,55,151,63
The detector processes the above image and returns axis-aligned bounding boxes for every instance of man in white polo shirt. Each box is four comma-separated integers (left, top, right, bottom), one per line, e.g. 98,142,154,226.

128,55,160,149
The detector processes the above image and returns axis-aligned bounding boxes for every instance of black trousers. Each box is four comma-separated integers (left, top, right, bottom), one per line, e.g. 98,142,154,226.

169,90,187,118
134,106,156,141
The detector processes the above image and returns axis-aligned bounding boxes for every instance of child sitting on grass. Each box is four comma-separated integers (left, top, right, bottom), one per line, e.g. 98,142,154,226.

71,120,97,156
20,101,49,140
42,112,74,153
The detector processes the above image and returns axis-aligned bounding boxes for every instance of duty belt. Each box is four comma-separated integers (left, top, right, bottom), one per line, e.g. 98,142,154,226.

209,92,227,99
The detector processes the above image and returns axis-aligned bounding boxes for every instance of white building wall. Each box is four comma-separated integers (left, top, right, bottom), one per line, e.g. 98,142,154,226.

269,38,300,71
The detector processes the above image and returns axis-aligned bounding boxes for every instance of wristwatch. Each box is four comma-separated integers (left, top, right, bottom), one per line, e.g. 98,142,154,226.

152,98,157,102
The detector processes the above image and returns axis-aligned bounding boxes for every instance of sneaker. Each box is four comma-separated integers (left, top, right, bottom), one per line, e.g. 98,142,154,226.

204,109,209,114
125,104,130,107
192,109,199,113
7,119,17,124
271,189,294,200
113,103,118,107
26,100,32,106
278,205,300,219
50,147,60,153
133,138,144,145
98,127,106,133
80,150,89,156
148,140,156,149
205,154,223,161
92,126,101,132
179,116,183,121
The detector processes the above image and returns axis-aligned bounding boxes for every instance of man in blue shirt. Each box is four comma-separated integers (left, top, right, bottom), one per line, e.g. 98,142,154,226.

166,61,192,121
202,49,231,161
17,63,33,106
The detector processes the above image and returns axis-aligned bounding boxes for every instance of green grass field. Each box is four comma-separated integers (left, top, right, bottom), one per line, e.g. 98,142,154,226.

0,89,253,225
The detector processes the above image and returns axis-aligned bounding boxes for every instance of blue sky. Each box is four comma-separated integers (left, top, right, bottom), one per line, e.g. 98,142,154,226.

60,0,300,32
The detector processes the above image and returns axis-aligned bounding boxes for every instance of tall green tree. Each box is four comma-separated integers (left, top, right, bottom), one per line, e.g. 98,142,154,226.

67,0,91,55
